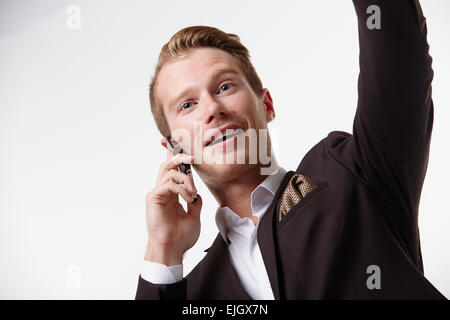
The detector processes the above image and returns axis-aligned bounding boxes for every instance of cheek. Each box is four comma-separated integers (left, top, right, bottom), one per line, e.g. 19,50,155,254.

227,91,259,119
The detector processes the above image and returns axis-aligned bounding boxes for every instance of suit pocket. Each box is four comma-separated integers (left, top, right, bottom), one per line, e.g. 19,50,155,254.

276,182,330,231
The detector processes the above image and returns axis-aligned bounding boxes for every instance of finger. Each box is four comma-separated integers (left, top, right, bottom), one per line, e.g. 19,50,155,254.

152,180,192,205
187,193,202,219
164,181,193,204
165,153,195,171
157,153,194,182
163,170,197,194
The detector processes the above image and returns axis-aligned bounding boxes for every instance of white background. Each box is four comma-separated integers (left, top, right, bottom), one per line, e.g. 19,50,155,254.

0,0,449,299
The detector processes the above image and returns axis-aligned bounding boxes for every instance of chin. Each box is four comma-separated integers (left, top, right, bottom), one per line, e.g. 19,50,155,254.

194,141,265,184
194,162,257,185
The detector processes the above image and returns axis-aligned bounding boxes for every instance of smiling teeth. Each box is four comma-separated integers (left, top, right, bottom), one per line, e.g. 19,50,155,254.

209,128,244,146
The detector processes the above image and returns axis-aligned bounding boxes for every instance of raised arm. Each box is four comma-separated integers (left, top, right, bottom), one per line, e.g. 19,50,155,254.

351,0,434,215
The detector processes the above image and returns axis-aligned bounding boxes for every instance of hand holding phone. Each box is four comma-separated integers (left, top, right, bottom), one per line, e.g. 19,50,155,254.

165,136,197,202
143,136,202,266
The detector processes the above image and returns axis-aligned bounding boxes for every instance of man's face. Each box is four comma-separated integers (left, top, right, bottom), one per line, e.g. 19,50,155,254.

156,47,275,184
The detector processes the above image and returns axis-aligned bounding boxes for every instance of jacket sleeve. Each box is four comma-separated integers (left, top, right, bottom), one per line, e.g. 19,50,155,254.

351,0,434,216
135,275,187,300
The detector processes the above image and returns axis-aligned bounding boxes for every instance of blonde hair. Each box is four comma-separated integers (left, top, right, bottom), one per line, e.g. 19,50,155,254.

149,26,263,137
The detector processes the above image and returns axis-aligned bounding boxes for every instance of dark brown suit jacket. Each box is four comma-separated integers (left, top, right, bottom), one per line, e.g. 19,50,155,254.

136,0,446,299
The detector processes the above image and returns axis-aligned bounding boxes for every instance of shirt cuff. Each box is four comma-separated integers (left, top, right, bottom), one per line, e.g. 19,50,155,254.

141,260,183,284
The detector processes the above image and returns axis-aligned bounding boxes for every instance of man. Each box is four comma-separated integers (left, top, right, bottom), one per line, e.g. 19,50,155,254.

136,0,446,299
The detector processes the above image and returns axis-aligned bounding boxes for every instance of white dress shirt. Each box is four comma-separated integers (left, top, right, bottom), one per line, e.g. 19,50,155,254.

141,166,287,300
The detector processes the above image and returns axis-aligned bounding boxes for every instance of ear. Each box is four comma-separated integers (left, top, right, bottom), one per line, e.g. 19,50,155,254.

161,137,168,150
261,88,275,123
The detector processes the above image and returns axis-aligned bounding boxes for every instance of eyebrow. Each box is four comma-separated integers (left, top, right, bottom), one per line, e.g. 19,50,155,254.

167,67,241,111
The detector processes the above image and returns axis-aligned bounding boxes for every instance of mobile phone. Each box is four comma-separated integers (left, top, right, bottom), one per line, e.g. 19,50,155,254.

166,136,198,202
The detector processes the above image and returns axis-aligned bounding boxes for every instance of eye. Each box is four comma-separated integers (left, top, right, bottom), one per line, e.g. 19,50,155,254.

218,83,232,94
181,102,193,111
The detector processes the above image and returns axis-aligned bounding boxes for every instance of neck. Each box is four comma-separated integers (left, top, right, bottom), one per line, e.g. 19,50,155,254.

206,162,279,221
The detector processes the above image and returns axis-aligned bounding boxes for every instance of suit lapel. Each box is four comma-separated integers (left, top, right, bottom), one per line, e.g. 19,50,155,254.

257,170,295,300
203,233,253,299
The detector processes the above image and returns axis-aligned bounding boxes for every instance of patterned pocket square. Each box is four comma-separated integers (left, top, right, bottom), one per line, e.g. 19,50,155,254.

279,174,318,222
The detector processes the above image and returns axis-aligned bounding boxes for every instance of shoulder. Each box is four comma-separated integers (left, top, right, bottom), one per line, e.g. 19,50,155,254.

295,130,366,185
295,130,352,171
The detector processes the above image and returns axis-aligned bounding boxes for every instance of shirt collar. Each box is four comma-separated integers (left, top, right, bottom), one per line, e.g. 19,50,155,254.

214,166,287,244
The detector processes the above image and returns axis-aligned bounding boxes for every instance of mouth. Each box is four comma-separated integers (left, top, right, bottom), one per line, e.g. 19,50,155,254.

205,128,245,147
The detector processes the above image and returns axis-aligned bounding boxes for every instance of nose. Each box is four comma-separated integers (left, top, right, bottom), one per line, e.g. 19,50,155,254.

201,92,229,125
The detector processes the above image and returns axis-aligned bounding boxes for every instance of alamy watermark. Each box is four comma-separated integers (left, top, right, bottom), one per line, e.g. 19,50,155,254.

169,122,279,175
66,265,82,291
366,5,381,30
366,264,381,290
66,5,81,30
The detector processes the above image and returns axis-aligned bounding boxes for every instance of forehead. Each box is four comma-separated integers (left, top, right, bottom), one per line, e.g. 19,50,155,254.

156,47,244,109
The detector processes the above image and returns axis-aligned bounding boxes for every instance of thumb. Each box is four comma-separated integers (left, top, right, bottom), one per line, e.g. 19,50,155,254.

187,193,202,219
